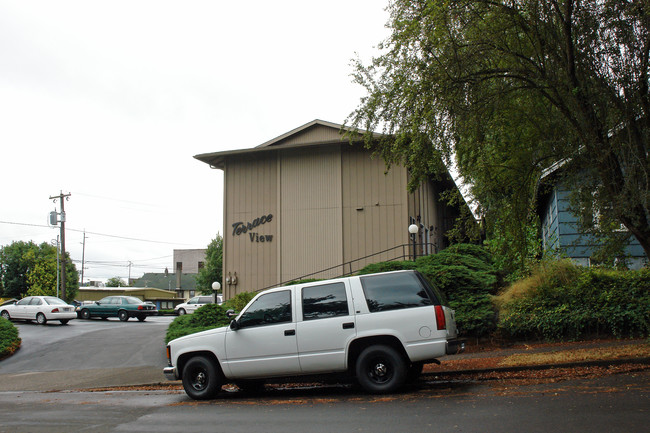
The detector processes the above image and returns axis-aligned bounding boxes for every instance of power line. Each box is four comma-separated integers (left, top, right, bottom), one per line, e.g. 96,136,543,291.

0,220,192,245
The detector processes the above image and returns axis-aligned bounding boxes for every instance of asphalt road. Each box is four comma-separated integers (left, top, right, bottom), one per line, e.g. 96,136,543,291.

0,315,172,391
0,369,647,433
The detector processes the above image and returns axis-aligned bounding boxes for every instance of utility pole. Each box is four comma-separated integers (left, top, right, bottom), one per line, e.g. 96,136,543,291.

80,230,87,287
50,191,71,300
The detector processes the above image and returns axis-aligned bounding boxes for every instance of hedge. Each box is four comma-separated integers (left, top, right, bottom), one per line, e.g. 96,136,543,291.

0,318,20,359
496,262,650,340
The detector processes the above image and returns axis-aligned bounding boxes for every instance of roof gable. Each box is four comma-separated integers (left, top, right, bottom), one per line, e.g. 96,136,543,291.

256,119,347,148
194,119,380,169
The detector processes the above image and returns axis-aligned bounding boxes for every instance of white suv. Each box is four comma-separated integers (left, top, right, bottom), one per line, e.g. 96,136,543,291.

164,270,464,399
174,295,223,315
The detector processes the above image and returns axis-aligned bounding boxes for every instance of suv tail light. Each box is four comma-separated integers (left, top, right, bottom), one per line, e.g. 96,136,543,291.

435,305,446,331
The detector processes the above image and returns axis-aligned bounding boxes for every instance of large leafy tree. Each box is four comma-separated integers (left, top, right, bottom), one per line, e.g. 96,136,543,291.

195,234,223,295
348,0,650,267
106,277,128,287
0,241,78,300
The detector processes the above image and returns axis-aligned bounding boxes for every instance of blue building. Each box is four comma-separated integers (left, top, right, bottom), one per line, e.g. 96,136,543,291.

538,175,647,269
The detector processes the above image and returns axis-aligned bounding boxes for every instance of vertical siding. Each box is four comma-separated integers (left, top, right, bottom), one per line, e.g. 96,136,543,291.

280,147,343,281
223,155,278,295
341,147,409,271
541,188,560,253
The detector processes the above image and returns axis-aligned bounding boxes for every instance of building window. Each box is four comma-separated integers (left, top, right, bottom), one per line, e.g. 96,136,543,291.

198,261,204,270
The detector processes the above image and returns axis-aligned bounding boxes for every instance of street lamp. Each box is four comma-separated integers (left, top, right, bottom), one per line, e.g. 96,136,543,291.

212,281,222,303
408,224,419,261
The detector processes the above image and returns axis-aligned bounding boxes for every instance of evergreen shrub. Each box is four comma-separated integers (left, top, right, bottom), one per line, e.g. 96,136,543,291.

0,318,20,359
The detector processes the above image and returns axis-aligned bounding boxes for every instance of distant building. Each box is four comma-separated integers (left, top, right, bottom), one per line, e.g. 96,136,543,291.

173,249,206,274
131,249,208,301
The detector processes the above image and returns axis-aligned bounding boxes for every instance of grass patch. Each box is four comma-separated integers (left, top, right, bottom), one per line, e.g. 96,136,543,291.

498,342,650,368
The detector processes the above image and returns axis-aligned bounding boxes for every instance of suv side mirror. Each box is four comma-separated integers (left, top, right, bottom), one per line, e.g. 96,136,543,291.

226,309,236,318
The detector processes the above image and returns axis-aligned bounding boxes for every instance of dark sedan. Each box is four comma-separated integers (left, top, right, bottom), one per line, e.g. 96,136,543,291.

77,296,158,322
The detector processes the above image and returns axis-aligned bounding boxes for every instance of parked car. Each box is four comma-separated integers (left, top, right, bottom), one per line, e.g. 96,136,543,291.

164,270,464,400
175,295,223,315
77,296,158,322
0,296,77,325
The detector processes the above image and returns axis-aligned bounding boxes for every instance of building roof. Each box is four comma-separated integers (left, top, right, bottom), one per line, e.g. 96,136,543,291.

194,119,381,169
132,273,198,290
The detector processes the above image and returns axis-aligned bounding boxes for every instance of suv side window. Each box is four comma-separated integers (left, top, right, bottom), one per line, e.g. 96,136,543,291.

360,272,433,313
302,282,349,320
238,290,292,328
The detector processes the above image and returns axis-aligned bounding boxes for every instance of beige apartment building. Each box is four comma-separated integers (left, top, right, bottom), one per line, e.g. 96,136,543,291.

195,120,461,299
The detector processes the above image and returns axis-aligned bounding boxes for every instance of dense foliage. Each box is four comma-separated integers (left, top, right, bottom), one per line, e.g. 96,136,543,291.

348,0,650,271
0,317,20,359
359,243,498,338
495,261,650,340
0,241,78,301
165,291,255,343
105,277,128,287
196,235,223,295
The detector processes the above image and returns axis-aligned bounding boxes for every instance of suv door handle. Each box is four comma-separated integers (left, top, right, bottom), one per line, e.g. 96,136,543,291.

342,322,354,329
284,329,296,336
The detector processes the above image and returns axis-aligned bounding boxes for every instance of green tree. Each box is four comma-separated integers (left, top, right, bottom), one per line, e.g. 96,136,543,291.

0,241,78,300
0,241,33,298
348,0,650,269
106,277,128,287
195,234,223,295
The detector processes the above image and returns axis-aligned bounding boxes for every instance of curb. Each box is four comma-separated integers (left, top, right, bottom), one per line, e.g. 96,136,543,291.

424,357,650,378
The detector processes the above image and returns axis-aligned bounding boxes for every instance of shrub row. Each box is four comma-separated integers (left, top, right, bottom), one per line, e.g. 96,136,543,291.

496,261,650,340
0,318,20,359
165,246,649,344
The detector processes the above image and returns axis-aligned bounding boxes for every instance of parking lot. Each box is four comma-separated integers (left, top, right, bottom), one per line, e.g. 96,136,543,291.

0,316,173,391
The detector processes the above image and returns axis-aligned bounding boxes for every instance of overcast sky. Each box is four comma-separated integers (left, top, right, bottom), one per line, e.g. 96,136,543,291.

0,0,390,283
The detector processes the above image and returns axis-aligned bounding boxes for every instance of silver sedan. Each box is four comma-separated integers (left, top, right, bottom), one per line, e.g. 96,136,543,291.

0,296,77,325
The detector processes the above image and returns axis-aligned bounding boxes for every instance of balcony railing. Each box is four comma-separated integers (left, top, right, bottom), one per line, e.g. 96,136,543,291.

254,243,436,293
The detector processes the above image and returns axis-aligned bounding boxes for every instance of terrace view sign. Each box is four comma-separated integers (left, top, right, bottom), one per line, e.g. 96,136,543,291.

231,213,274,243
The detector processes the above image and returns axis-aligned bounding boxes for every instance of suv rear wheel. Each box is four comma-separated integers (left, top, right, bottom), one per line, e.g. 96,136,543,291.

355,344,407,394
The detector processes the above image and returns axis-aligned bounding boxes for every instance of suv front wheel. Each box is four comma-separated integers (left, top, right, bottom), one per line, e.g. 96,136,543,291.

182,356,223,400
355,344,407,394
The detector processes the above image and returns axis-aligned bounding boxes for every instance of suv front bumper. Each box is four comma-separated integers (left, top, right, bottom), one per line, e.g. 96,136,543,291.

163,366,178,381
